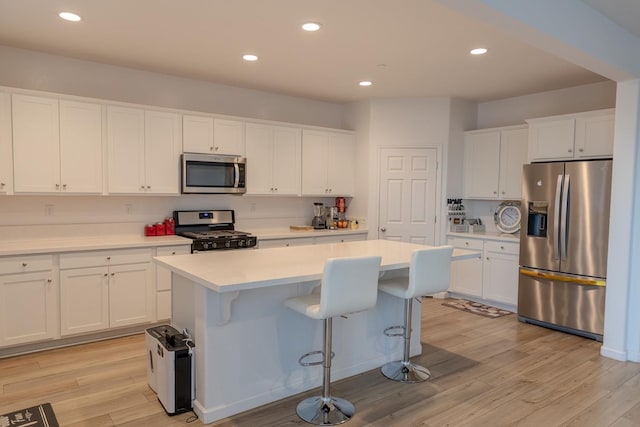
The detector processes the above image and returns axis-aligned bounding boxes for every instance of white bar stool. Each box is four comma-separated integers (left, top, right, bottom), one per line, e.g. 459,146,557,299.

284,255,382,425
379,246,453,383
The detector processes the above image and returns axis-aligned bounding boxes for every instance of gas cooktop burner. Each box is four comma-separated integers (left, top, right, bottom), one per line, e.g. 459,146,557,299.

173,209,258,252
180,230,251,239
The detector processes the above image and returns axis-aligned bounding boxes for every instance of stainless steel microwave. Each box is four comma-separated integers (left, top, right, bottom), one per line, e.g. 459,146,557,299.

181,153,246,194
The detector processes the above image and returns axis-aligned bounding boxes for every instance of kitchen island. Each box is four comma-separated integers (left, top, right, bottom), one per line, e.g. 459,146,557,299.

154,239,478,423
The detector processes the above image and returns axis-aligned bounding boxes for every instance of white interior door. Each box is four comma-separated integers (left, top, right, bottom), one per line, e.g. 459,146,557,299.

379,148,438,244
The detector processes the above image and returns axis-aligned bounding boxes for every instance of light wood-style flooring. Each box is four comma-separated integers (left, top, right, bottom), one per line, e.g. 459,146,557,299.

2,298,639,426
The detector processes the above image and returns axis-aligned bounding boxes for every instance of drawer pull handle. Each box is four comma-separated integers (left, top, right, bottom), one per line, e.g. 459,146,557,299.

104,273,108,277
107,256,111,261
172,252,176,255
47,278,52,284
22,262,27,267
500,246,504,250
111,272,115,276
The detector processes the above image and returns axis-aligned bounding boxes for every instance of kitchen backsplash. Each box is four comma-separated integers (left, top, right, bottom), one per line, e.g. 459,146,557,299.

0,195,348,240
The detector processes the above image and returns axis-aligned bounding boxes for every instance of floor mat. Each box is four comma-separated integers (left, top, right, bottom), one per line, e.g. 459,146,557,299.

442,299,513,318
0,402,59,427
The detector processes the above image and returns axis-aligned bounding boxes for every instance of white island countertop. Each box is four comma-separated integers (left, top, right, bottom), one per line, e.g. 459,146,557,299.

154,239,479,293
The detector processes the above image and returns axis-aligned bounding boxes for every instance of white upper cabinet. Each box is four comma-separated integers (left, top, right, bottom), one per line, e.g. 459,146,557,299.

59,100,103,193
183,114,214,153
245,123,301,195
13,95,103,194
12,94,60,193
183,115,244,155
463,125,527,199
107,106,181,195
145,110,182,194
214,119,245,155
302,130,355,196
527,109,614,161
0,92,12,194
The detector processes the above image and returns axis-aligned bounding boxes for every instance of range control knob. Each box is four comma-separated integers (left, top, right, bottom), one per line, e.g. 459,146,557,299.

212,242,217,249
202,242,209,249
225,241,231,248
238,240,245,247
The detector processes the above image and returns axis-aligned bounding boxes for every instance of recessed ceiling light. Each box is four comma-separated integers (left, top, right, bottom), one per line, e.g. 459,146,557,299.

359,81,373,87
470,48,488,55
302,22,321,32
243,54,258,62
59,12,81,22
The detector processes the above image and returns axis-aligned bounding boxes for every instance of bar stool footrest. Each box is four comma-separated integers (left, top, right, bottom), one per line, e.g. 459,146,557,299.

383,325,405,337
299,350,335,367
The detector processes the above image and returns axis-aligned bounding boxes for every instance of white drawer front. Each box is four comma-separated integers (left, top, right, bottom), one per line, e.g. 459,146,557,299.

484,241,520,255
157,245,191,257
60,248,152,269
449,237,484,251
0,254,53,275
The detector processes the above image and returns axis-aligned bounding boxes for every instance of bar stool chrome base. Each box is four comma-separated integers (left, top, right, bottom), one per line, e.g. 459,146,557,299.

296,396,355,425
381,360,431,383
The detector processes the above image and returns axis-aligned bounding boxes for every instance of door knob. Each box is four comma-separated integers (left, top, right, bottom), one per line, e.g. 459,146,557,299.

380,227,387,232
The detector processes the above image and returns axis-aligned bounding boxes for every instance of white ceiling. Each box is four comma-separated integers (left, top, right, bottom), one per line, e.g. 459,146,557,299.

0,0,636,104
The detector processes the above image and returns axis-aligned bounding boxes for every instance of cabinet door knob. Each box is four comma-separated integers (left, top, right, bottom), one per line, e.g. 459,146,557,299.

104,273,108,277
380,227,387,232
500,246,504,250
106,256,111,261
47,278,52,284
55,183,60,189
62,184,67,190
465,242,469,246
147,185,151,190
486,257,490,261
1,182,5,187
568,148,573,153
171,251,176,255
111,272,115,276
210,146,214,151
501,191,505,195
285,243,290,247
493,191,498,195
274,188,278,191
22,262,27,267
214,146,219,151
579,148,584,152
140,185,145,190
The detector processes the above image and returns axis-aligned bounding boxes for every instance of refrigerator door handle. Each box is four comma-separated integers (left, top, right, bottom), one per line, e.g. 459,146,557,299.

560,174,570,261
519,268,606,287
553,174,563,261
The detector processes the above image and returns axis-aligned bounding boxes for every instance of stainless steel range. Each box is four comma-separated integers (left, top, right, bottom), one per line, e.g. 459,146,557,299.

174,209,257,252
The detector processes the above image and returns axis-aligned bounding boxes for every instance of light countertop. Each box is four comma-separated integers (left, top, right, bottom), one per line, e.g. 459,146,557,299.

0,235,192,256
447,231,520,243
154,239,479,293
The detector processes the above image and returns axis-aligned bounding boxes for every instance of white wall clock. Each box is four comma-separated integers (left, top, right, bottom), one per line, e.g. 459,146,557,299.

495,202,521,234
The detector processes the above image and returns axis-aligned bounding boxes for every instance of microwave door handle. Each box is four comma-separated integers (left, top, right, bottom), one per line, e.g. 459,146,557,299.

560,174,570,261
553,174,563,261
234,163,240,188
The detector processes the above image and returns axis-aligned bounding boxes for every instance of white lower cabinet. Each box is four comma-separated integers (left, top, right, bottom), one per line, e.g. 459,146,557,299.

155,245,191,320
59,248,154,336
448,237,483,297
482,242,519,305
448,236,519,308
0,255,57,347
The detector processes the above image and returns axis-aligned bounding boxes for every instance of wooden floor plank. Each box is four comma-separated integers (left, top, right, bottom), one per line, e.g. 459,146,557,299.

1,298,639,426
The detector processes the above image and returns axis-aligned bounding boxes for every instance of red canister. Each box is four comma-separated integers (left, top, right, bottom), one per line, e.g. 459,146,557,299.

335,197,346,213
154,222,166,236
144,224,156,236
164,217,175,235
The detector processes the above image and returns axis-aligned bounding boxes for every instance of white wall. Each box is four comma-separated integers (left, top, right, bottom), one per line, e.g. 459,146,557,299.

477,80,616,128
343,101,371,225
0,45,345,128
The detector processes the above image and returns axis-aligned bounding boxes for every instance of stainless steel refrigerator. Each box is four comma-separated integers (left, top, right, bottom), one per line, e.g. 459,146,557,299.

518,159,612,341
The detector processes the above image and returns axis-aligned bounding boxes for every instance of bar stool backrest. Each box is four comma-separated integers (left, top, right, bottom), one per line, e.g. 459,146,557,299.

319,255,382,319
406,246,454,299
